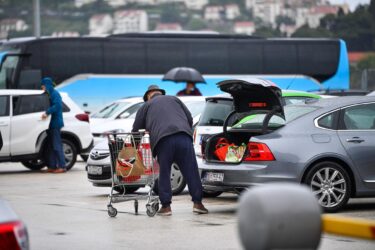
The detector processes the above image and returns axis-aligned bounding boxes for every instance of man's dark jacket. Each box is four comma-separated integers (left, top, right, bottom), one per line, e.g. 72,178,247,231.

132,94,193,155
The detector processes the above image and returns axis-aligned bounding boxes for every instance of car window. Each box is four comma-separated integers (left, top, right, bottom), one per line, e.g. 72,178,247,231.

341,103,375,130
284,96,316,105
0,96,9,116
118,103,143,119
198,99,233,126
13,94,49,116
317,111,339,129
232,105,318,130
62,102,70,112
91,102,131,119
183,101,205,118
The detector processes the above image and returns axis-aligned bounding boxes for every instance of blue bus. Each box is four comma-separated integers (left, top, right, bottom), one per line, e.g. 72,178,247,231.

0,34,349,109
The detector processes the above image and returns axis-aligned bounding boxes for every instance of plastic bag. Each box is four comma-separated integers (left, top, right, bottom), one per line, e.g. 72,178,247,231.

225,143,247,163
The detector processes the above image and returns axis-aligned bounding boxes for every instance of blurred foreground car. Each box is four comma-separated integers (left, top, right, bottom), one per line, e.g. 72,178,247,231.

86,96,205,195
200,79,375,212
0,90,93,170
0,199,29,250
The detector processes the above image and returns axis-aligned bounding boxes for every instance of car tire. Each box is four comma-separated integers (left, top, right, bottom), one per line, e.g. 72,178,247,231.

62,139,77,171
153,163,187,195
21,159,46,171
114,186,140,194
304,161,351,213
203,190,223,198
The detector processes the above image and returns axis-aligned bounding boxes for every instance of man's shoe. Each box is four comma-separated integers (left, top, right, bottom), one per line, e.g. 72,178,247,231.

193,203,208,214
52,168,66,173
157,206,172,216
41,168,55,173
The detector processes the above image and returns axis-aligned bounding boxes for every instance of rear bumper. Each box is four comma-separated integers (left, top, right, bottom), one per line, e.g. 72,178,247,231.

199,160,299,192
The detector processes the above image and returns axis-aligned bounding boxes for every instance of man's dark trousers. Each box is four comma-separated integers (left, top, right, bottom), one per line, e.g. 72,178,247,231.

47,128,66,169
155,132,203,207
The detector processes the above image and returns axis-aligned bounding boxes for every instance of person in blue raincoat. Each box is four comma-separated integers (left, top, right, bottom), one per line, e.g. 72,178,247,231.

41,77,66,173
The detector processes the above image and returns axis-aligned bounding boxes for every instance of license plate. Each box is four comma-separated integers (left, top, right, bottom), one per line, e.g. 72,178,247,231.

87,166,103,175
204,172,224,182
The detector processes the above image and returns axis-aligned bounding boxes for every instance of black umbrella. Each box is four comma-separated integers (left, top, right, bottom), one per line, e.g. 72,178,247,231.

162,67,206,84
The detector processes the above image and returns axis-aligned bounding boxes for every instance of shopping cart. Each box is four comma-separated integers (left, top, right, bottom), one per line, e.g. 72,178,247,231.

106,131,160,217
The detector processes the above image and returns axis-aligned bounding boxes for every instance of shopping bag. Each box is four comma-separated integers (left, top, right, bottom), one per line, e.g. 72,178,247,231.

225,143,247,163
116,146,145,179
214,138,233,161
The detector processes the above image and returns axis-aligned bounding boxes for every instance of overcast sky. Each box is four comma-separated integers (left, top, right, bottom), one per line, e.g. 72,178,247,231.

329,0,370,11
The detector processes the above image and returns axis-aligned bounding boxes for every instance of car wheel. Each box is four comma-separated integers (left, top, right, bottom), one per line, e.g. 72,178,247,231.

203,190,223,198
62,139,77,171
153,163,187,195
21,159,46,171
304,161,351,213
114,186,140,194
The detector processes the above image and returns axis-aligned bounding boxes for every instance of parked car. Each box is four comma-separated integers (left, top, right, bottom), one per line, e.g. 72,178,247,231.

193,90,321,157
0,199,29,250
0,90,93,170
90,97,144,145
86,96,206,194
199,79,375,212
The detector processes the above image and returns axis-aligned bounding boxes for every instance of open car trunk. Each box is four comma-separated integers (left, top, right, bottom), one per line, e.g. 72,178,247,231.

204,131,261,163
203,78,285,164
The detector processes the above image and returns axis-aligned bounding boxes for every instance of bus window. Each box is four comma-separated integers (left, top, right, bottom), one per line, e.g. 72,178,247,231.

0,55,20,89
264,44,297,74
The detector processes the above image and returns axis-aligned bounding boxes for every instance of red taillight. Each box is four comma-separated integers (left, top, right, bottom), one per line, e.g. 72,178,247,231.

75,113,89,123
244,142,275,161
0,221,28,250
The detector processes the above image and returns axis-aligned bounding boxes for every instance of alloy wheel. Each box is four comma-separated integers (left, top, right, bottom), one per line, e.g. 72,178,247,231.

63,142,74,167
310,167,347,208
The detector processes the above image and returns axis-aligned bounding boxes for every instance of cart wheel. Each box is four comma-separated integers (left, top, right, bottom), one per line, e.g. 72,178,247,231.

152,202,159,213
134,200,139,215
108,205,118,218
146,204,157,217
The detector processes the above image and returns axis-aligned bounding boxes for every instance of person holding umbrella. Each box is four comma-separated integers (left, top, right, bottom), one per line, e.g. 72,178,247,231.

176,82,202,96
162,67,206,96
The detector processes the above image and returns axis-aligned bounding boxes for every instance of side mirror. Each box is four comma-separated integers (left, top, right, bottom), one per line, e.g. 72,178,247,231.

18,69,42,89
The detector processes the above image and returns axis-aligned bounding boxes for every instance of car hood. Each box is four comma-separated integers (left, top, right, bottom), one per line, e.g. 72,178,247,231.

90,119,135,134
92,140,109,151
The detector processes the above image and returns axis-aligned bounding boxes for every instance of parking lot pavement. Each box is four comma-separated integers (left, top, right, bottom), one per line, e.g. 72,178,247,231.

0,162,375,250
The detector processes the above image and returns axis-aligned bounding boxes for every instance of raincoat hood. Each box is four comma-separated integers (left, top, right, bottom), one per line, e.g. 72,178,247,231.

41,77,55,94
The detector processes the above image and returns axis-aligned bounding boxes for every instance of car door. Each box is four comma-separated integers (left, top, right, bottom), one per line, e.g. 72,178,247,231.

337,102,375,186
10,94,50,156
0,95,10,157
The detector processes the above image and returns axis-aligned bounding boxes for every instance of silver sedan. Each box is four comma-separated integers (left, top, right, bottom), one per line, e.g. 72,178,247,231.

200,79,375,212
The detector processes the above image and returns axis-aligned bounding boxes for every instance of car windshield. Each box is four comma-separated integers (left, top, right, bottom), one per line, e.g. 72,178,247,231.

91,102,131,118
198,99,233,126
232,105,319,130
184,100,206,118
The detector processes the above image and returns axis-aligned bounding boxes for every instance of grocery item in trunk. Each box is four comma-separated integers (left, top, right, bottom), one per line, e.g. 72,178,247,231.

225,143,247,163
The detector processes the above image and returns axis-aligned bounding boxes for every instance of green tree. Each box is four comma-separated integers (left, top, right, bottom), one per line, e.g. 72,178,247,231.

186,18,207,30
292,24,332,37
357,55,375,70
254,26,281,37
